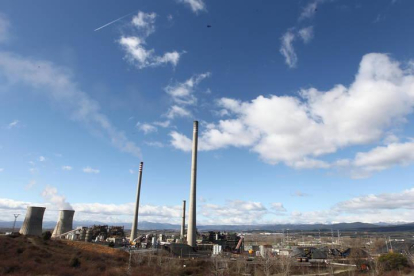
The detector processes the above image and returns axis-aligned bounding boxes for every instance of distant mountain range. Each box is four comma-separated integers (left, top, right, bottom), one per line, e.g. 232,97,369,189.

1,220,414,232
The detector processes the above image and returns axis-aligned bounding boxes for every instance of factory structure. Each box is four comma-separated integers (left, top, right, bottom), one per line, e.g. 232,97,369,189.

15,121,246,256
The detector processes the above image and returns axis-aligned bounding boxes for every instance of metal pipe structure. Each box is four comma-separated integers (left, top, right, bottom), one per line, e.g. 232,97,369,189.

180,200,186,240
187,121,198,247
19,206,46,236
130,162,144,242
52,210,75,238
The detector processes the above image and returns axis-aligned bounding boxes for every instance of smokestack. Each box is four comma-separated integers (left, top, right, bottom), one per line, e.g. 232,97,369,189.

52,210,75,238
130,162,144,242
19,206,46,236
181,200,186,240
187,121,198,247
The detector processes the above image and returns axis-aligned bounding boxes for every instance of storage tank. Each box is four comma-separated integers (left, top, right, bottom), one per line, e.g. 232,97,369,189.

52,210,75,238
19,206,46,236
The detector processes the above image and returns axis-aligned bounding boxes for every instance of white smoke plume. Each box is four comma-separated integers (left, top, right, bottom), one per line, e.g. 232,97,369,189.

41,186,73,210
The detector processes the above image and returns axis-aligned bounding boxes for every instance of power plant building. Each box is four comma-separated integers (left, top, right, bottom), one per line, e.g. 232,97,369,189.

19,206,46,236
52,210,75,238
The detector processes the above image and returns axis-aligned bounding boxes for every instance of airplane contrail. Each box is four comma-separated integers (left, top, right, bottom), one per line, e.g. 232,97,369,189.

94,11,136,32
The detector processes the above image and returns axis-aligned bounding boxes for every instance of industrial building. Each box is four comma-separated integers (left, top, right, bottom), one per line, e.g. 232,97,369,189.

19,206,46,236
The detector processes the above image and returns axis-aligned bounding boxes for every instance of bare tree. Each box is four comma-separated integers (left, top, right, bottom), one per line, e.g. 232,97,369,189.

276,255,293,276
210,255,229,276
261,251,277,276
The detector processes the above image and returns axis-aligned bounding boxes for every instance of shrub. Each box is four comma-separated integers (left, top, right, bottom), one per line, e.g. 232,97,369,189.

42,231,52,241
378,252,409,271
108,241,115,248
69,256,81,268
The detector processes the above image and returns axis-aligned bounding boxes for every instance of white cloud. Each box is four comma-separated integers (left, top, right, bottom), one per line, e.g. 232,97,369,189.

153,120,170,128
200,200,268,225
119,36,181,69
3,187,414,224
137,122,157,134
165,72,210,105
179,0,206,13
83,167,100,174
38,156,46,162
336,188,414,211
41,186,72,210
6,120,19,129
145,141,164,148
291,190,310,197
29,168,38,174
25,180,36,190
0,52,141,158
271,202,287,212
119,11,182,69
299,0,325,21
171,54,414,174
298,26,314,43
170,131,192,151
62,166,72,171
0,13,10,43
280,31,297,68
166,105,192,119
131,11,156,36
347,141,414,178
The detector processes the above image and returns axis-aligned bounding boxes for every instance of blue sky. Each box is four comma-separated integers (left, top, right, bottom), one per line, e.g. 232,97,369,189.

1,0,414,225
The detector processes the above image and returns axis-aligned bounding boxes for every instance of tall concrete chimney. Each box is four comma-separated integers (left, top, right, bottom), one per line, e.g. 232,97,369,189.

130,162,143,242
180,200,186,240
52,210,75,238
19,206,46,236
187,121,198,247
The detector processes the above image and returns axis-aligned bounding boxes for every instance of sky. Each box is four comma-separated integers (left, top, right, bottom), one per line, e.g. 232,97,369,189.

1,0,414,226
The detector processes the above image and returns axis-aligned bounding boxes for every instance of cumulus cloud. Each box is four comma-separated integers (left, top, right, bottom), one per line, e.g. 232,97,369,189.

83,167,100,174
178,0,206,13
345,141,414,178
41,186,73,210
171,54,414,173
170,131,192,151
200,200,268,225
280,31,297,68
119,11,182,69
3,187,414,224
336,188,414,211
0,52,141,158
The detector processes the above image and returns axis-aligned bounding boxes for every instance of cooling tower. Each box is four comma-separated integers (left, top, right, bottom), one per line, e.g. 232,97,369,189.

181,200,186,240
19,206,46,236
52,210,75,238
187,121,198,247
130,162,144,242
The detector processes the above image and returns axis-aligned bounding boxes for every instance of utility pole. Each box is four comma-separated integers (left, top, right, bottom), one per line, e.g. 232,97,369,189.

12,214,20,232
